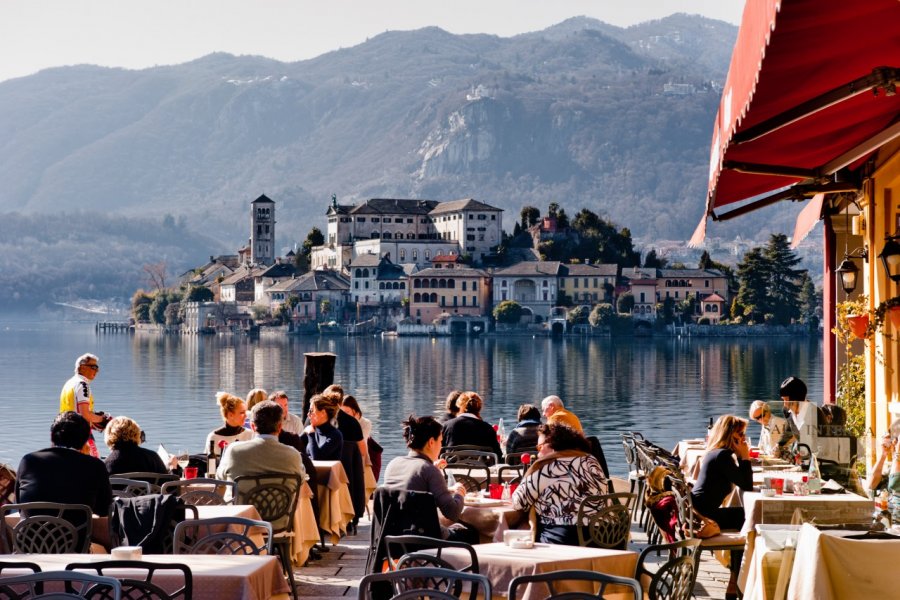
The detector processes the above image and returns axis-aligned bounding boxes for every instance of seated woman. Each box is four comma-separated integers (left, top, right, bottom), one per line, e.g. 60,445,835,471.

748,400,787,456
441,391,503,460
104,416,175,475
383,414,475,542
865,428,900,521
505,404,541,455
300,394,343,461
205,392,253,459
511,423,608,545
691,415,753,530
441,390,462,422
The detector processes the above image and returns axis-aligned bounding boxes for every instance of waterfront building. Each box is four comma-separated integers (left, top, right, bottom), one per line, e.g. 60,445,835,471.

408,267,490,324
250,194,276,266
491,261,562,321
657,269,729,303
558,263,619,306
264,269,350,323
219,265,265,304
625,268,659,321
252,261,299,305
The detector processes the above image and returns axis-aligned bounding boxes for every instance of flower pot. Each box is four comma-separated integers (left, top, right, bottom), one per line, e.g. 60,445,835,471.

890,306,900,329
847,314,869,339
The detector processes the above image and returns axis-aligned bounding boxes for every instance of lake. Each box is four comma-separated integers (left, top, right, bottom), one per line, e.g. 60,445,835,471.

1,320,823,476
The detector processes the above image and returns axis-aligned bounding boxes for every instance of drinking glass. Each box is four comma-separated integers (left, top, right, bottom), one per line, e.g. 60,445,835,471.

176,449,190,470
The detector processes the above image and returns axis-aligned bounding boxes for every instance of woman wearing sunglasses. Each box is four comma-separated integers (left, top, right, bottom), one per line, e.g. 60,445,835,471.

748,400,788,457
691,415,753,530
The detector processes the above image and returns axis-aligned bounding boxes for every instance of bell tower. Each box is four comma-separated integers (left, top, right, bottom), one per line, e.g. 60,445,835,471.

250,194,275,266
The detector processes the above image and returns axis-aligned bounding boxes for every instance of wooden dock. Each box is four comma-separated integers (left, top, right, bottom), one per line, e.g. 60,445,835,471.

95,321,132,333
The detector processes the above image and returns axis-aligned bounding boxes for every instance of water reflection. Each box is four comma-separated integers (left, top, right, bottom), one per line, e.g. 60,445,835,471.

2,322,822,477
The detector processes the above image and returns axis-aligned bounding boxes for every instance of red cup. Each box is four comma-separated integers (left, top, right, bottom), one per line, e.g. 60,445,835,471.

184,466,199,480
489,483,503,499
509,483,519,495
771,478,784,495
749,449,760,459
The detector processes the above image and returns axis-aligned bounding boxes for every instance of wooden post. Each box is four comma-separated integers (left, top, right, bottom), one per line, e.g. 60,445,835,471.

303,352,337,417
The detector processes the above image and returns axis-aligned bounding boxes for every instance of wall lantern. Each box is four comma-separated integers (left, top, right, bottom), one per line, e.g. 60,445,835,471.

835,245,869,294
878,235,900,283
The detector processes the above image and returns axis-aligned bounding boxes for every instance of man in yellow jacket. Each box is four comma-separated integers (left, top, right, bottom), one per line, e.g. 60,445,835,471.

541,395,583,433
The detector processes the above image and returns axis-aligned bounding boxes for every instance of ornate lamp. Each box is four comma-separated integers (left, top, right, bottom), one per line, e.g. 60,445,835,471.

835,258,860,294
878,235,900,283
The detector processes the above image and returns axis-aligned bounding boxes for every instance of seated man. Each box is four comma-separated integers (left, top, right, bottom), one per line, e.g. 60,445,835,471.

778,376,825,455
16,411,113,547
541,395,583,432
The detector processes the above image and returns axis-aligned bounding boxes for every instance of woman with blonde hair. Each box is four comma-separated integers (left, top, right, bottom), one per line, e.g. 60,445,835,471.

748,400,787,456
104,416,173,475
205,392,253,459
690,415,753,529
441,391,503,460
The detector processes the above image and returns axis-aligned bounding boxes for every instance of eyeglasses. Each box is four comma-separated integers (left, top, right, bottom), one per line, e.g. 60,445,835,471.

751,412,763,421
83,364,99,371
536,441,546,451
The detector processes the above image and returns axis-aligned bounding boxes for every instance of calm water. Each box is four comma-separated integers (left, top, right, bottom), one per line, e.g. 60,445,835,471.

1,320,823,476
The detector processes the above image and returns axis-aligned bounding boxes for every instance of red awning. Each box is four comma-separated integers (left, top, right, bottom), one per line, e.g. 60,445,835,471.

702,0,900,226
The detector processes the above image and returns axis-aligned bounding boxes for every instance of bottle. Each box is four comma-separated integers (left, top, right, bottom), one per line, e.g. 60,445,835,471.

501,482,511,501
497,418,506,445
806,452,822,494
705,417,713,444
206,439,217,478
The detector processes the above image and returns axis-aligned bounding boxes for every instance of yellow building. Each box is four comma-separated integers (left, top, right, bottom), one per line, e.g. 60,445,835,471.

558,263,618,305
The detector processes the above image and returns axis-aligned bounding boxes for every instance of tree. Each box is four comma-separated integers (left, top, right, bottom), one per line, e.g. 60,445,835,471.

589,303,615,327
143,261,168,292
572,208,602,234
320,299,331,318
556,208,569,230
149,295,169,324
185,286,214,302
164,301,182,326
643,248,668,268
302,227,325,255
566,305,588,325
493,300,523,324
617,292,635,314
798,272,818,322
520,206,540,229
547,202,560,219
764,233,804,325
736,247,770,323
698,250,714,269
131,290,153,322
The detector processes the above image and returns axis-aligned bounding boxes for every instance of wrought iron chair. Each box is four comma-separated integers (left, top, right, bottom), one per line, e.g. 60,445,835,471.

446,465,491,493
496,465,524,486
635,538,702,600
507,569,642,600
234,473,303,600
66,560,191,600
161,478,236,506
443,449,499,468
384,534,479,573
576,492,635,549
1,502,93,554
358,567,491,600
0,571,122,600
503,450,537,466
0,561,42,600
109,478,152,499
173,516,273,555
114,472,179,493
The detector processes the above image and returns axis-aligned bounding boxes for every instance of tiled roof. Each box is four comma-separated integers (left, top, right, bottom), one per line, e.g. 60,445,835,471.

658,269,725,278
561,263,618,277
350,199,439,215
268,270,350,293
219,266,264,286
428,198,502,215
348,254,381,268
413,267,489,277
251,194,274,204
703,293,726,302
493,261,562,277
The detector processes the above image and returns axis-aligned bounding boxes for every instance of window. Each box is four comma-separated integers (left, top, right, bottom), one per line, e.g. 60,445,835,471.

583,278,588,287
407,218,413,223
467,235,476,241
413,250,418,260
472,281,477,291
461,281,467,291
502,291,507,300
574,279,579,288
705,280,710,287
640,292,645,302
354,281,359,289
542,280,548,287
357,217,366,223
477,214,486,220
400,250,406,261
372,218,380,223
383,218,391,223
364,281,369,289
461,296,465,306
501,280,507,287
425,250,431,259
491,215,496,220
468,214,473,219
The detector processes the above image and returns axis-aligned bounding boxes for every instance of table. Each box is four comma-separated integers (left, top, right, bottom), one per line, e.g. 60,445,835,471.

312,460,355,542
742,525,800,600
0,553,290,600
787,524,900,600
676,439,707,479
434,542,637,600
444,498,526,543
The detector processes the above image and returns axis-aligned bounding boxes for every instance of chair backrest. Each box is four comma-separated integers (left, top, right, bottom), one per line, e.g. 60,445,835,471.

503,451,537,466
666,476,694,541
160,478,236,506
233,473,302,535
0,561,42,600
384,534,479,573
443,450,498,468
366,488,441,577
447,465,491,493
576,492,635,549
508,569,642,600
358,567,491,600
496,465,524,486
1,502,93,554
636,538,702,600
173,516,273,555
114,472,179,493
109,478,152,499
0,571,122,600
108,495,198,554
66,560,191,600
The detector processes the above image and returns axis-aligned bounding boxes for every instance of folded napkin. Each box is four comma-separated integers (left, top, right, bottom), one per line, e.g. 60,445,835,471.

819,479,846,494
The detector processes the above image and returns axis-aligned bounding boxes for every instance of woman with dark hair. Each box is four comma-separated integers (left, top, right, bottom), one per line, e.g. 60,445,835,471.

342,395,383,481
299,394,343,461
441,391,503,459
691,414,753,530
441,390,462,422
511,423,608,545
505,404,542,455
383,415,475,542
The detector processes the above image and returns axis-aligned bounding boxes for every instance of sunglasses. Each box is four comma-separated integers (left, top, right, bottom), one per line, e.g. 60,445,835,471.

751,412,763,421
83,364,99,371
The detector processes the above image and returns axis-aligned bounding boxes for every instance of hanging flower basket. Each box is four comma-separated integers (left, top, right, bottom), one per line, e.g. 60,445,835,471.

890,305,900,329
847,314,870,339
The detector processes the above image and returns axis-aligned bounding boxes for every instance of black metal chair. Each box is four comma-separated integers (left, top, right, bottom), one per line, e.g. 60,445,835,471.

358,567,491,600
576,492,635,549
109,478,152,499
443,449,499,468
0,571,122,600
66,560,191,600
508,569,642,600
1,502,93,554
114,472,179,493
161,478,236,506
635,538,702,600
0,561,42,600
447,465,492,493
384,534,479,573
503,450,537,466
234,473,302,600
173,516,273,555
495,465,524,486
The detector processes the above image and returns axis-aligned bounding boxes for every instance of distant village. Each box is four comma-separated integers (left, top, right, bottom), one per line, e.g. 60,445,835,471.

168,194,731,336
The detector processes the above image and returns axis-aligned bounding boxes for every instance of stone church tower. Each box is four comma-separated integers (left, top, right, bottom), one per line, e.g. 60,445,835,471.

250,194,275,266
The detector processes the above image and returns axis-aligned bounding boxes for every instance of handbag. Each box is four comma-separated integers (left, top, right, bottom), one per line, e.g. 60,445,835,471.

689,509,721,539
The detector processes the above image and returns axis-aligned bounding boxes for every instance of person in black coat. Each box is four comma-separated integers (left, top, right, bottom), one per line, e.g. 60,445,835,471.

505,404,542,455
103,416,175,475
299,394,343,461
441,391,503,460
16,412,113,549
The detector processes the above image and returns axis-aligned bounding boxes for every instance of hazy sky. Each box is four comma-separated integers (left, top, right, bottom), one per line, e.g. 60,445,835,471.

1,1,744,83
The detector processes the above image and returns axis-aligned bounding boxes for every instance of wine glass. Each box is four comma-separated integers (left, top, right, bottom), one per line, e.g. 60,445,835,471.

176,449,190,471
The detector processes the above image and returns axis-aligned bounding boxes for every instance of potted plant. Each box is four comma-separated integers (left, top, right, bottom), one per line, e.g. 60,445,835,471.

873,296,900,333
835,296,871,340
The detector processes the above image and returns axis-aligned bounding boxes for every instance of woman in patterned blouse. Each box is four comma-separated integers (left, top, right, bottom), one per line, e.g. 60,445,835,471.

511,423,608,545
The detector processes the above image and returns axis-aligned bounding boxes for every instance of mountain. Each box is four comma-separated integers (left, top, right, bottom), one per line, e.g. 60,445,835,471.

1,15,806,308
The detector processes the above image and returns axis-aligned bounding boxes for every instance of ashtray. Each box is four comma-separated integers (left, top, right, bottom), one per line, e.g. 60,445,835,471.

503,529,533,547
510,539,534,549
761,488,776,497
111,546,142,560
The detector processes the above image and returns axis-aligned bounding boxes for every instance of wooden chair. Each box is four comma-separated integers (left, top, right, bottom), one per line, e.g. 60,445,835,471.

66,560,191,600
508,569,642,600
635,538,701,600
358,567,491,600
234,473,302,600
161,478,236,506
114,472,179,493
109,477,152,499
0,571,122,600
576,492,634,549
1,502,93,554
173,516,273,555
384,534,479,573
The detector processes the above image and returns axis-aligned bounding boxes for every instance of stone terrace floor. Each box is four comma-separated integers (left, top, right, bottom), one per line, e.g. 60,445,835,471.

293,516,733,599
